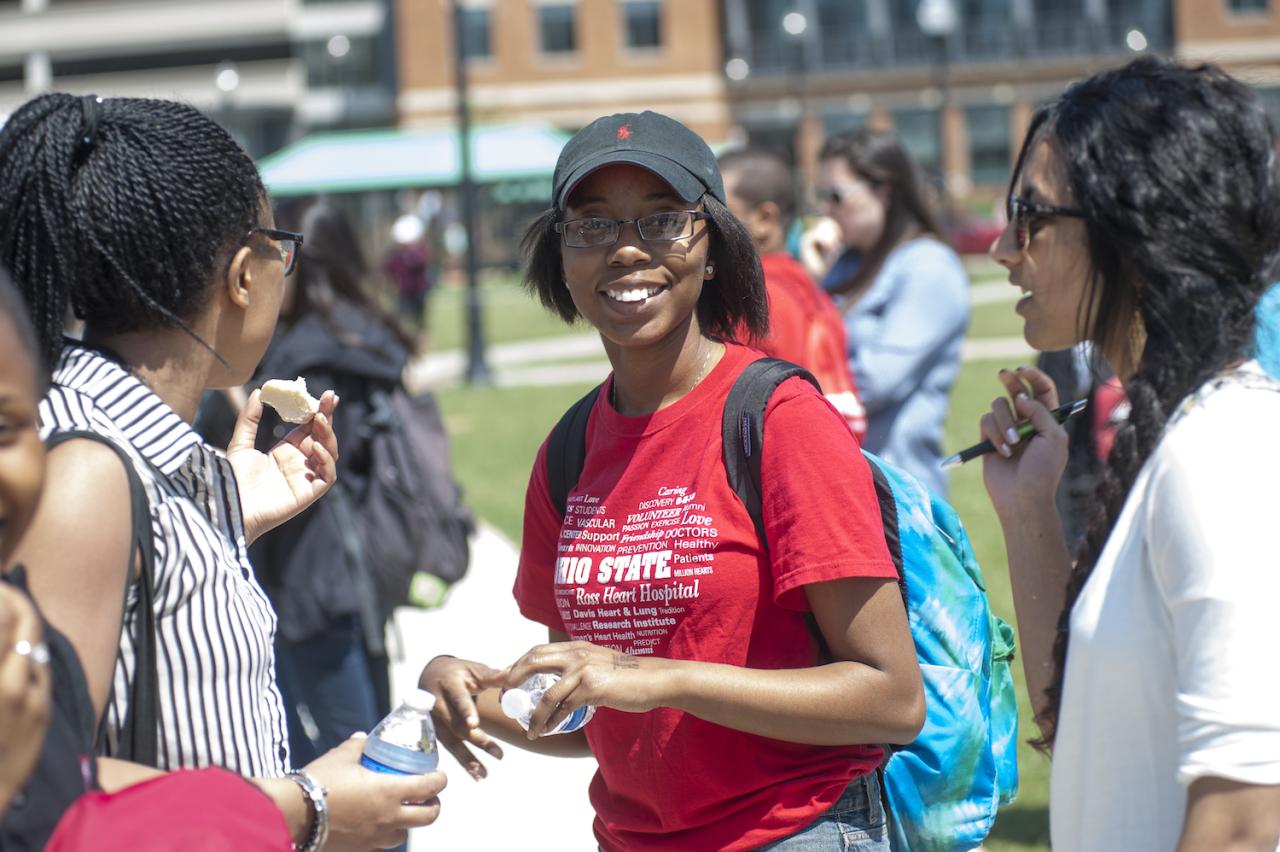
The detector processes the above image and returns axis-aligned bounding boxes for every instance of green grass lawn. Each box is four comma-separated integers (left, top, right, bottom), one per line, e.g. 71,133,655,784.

435,280,1052,849
425,273,581,353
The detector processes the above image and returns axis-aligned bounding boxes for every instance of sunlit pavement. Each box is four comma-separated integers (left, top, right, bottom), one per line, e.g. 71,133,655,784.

386,523,599,851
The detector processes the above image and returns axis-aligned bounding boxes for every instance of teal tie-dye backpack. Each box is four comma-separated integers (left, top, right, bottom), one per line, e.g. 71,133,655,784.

546,358,1020,852
720,359,1019,852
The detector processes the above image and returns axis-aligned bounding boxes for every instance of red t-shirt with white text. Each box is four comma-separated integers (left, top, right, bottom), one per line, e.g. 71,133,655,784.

513,343,897,851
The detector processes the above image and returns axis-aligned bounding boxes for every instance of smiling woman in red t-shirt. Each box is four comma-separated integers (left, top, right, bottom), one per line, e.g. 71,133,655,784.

418,111,924,852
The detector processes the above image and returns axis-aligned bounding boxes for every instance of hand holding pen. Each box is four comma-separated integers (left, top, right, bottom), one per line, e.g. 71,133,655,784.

944,398,1088,468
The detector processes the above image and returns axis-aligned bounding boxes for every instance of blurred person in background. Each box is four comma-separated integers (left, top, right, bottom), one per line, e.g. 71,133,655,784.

249,196,418,766
0,93,442,850
807,130,969,495
385,213,434,333
718,148,867,438
978,58,1280,850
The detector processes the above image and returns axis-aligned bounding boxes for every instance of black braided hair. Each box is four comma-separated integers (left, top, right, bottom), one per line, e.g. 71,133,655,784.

1014,56,1280,749
0,93,266,370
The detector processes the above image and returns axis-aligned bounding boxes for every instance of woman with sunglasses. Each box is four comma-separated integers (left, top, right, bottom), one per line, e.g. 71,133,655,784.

979,57,1280,850
0,94,444,851
419,111,923,851
809,130,969,497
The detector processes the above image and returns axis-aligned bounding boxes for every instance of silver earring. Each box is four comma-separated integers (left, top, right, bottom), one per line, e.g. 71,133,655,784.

705,265,715,276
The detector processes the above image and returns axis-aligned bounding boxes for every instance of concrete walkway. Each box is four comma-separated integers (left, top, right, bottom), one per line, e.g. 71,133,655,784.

387,524,599,851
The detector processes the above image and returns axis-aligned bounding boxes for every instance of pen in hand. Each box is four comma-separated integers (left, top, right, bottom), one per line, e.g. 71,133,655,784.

941,398,1089,469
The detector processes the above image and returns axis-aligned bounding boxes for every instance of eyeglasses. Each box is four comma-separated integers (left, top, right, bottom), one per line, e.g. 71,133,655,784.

555,211,711,248
246,227,304,275
1007,194,1085,252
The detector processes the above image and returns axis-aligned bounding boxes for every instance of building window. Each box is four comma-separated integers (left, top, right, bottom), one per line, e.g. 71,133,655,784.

1256,87,1280,128
460,7,491,61
623,1,662,50
823,110,867,138
894,108,940,178
966,105,1010,185
1228,0,1268,12
539,4,577,55
303,36,379,87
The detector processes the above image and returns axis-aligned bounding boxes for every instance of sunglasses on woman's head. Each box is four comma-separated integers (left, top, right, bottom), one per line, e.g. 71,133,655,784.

1006,194,1085,252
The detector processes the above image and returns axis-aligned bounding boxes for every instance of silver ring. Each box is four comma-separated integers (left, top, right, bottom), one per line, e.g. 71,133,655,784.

13,639,51,667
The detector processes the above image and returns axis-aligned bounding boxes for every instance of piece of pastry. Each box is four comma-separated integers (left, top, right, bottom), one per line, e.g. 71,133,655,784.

260,376,320,424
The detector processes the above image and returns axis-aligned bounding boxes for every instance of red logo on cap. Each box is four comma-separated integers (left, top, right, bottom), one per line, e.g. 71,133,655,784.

616,124,631,141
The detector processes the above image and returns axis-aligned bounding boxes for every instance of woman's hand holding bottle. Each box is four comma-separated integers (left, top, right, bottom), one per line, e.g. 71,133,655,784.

503,641,664,739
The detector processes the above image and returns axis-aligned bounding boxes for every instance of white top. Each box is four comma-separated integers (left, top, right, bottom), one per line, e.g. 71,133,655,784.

1051,362,1280,851
40,344,290,776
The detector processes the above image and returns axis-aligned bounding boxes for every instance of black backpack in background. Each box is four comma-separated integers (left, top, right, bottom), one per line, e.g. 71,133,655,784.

350,386,474,612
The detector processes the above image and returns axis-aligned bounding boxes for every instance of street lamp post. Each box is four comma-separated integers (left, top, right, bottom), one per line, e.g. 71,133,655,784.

917,0,957,226
452,0,491,385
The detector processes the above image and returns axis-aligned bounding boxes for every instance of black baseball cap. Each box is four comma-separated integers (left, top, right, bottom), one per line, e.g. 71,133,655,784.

553,111,726,211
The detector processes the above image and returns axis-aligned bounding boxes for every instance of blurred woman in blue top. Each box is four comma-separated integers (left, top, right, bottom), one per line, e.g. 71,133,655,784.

813,130,969,496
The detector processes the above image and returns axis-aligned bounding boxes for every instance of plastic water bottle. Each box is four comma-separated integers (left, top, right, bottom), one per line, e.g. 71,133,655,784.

360,689,439,774
500,673,595,735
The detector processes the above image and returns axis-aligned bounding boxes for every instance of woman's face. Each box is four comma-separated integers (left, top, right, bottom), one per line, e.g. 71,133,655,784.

991,137,1097,353
212,199,288,387
0,316,45,566
817,157,888,252
560,164,713,352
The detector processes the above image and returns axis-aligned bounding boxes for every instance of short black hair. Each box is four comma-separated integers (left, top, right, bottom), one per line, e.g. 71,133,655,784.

0,93,266,369
520,192,768,342
717,148,798,226
0,267,48,394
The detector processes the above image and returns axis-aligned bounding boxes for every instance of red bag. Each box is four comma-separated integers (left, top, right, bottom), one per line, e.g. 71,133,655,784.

46,767,292,851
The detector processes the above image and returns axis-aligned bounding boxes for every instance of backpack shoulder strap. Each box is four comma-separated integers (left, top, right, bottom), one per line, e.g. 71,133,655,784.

721,357,820,545
44,429,159,767
545,383,604,518
859,451,909,604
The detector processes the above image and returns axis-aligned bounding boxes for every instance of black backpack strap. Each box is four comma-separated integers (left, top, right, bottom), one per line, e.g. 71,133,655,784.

545,383,604,517
721,357,820,546
44,430,159,768
861,453,910,606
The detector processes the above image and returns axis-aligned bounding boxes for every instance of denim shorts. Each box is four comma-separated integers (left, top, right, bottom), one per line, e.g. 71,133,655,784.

755,772,889,852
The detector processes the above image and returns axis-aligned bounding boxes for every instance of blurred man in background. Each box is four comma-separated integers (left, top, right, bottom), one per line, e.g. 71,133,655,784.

719,149,867,438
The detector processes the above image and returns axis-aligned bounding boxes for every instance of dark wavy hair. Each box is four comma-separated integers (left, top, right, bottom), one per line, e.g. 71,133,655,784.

818,129,941,297
521,192,769,343
1021,56,1280,749
273,196,415,352
0,93,266,369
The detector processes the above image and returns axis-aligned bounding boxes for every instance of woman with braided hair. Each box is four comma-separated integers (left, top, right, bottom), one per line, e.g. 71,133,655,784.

0,94,443,851
978,57,1280,849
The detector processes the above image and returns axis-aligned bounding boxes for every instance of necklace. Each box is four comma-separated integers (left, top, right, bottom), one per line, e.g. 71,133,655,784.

610,340,717,411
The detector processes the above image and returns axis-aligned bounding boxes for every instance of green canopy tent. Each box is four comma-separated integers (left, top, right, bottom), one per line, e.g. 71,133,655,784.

258,123,571,196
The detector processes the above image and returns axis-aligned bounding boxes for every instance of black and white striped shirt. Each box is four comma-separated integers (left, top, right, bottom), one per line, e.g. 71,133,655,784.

39,343,290,777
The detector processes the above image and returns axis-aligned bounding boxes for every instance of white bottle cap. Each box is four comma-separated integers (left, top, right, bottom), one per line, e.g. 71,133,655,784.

403,689,436,713
499,688,533,720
